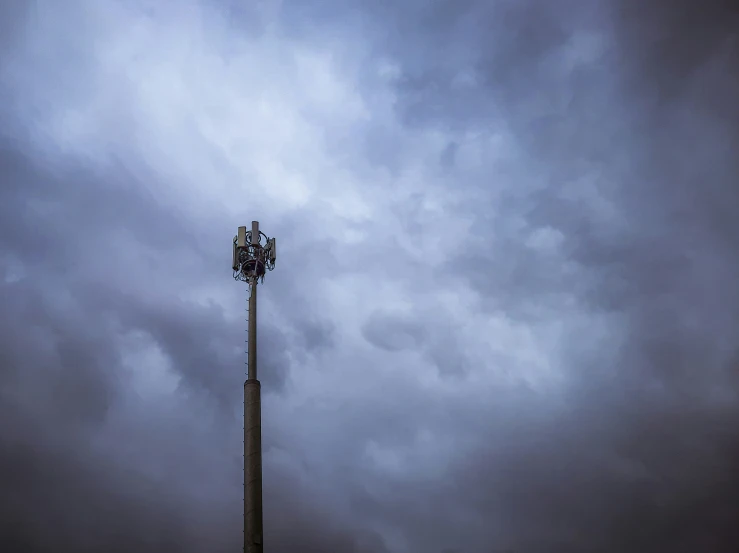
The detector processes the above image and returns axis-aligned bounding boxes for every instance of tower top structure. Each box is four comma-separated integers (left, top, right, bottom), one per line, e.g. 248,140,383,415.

233,221,276,284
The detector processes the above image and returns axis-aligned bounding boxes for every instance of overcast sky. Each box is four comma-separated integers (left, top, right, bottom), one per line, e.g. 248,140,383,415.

1,1,738,552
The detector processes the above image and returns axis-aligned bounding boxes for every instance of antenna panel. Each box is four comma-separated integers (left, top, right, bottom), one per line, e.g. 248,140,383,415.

268,238,276,263
251,221,260,245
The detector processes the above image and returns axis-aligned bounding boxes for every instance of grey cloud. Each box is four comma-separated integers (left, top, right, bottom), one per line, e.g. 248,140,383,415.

361,308,473,377
2,0,739,552
0,117,353,553
320,0,739,550
439,141,458,169
362,310,427,352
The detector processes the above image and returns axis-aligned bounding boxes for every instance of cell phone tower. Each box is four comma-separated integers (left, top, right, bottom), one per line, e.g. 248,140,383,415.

232,221,276,553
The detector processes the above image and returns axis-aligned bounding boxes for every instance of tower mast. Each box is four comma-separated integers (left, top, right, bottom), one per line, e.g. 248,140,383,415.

233,221,276,553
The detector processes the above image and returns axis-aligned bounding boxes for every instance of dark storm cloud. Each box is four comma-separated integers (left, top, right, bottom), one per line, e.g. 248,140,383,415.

350,0,739,550
3,1,739,552
276,0,739,549
0,131,348,551
0,2,351,551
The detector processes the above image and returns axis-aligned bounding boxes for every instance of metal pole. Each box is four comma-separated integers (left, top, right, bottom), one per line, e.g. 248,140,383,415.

248,280,258,381
244,280,263,553
233,222,274,553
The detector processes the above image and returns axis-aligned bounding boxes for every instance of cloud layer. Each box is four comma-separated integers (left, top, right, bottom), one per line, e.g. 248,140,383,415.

1,1,738,551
